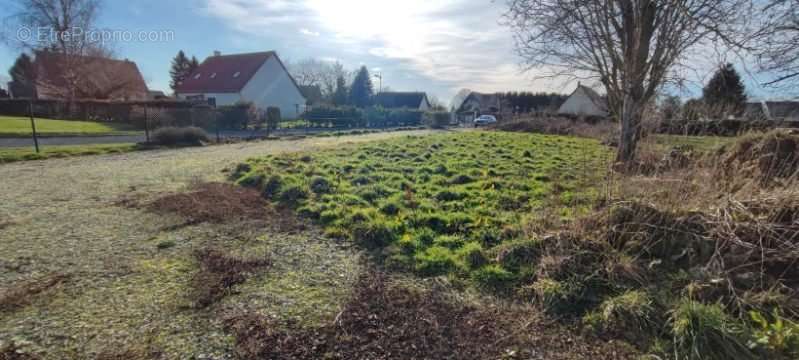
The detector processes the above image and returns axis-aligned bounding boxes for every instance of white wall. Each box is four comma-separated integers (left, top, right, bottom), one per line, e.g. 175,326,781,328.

241,57,306,119
558,88,607,117
176,92,242,106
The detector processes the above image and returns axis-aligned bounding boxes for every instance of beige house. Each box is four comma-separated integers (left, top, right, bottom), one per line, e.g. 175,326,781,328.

558,84,608,117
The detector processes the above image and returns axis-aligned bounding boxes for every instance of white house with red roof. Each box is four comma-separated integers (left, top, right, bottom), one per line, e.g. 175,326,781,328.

175,51,306,119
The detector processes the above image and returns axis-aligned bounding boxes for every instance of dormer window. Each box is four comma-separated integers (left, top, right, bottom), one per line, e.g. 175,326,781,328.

210,73,217,79
233,72,241,78
194,73,201,79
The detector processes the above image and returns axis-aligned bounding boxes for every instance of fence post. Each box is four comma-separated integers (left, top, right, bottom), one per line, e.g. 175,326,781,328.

28,100,40,153
143,103,150,143
215,111,221,143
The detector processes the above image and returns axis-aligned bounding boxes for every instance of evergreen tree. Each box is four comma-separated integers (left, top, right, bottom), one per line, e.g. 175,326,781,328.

349,66,374,108
702,63,747,117
9,53,35,83
169,51,198,92
333,75,349,106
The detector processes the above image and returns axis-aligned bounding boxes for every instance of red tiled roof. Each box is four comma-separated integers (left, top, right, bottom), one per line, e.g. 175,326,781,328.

34,51,148,100
175,51,275,94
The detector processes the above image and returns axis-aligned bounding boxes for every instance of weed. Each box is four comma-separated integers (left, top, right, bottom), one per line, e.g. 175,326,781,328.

669,300,755,360
415,246,458,276
472,264,516,292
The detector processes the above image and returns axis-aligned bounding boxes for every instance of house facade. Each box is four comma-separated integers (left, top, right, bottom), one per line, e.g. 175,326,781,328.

745,101,799,121
373,92,431,110
558,84,608,117
451,91,503,122
175,51,306,119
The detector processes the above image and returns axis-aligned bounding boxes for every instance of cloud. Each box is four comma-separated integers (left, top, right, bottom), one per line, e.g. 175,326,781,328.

200,0,564,101
300,28,320,37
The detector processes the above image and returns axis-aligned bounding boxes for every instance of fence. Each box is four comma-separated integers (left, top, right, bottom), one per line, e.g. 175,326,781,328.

0,99,446,154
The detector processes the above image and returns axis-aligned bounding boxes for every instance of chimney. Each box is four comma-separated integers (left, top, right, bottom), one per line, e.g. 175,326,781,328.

213,50,221,57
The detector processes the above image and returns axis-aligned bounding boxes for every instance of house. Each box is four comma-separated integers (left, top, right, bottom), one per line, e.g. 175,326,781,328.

558,83,608,117
745,101,799,121
451,91,503,122
148,90,168,100
12,51,148,100
373,92,431,110
175,51,306,119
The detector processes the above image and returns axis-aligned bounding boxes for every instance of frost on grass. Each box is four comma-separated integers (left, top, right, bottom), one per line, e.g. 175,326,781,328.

0,131,416,359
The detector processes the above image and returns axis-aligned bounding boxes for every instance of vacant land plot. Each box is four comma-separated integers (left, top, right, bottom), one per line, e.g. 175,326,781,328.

0,116,140,137
0,130,434,359
234,132,611,290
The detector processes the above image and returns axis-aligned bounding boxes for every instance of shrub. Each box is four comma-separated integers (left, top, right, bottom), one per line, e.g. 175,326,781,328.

669,300,755,360
415,246,457,276
151,126,209,146
266,106,281,133
472,265,516,292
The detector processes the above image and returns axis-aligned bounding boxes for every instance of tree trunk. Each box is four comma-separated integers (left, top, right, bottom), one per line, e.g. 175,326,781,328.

616,94,642,163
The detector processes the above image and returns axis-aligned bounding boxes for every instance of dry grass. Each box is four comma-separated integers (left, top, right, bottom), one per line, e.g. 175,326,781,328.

190,247,271,308
492,116,617,141
146,182,270,224
225,272,639,360
0,274,70,313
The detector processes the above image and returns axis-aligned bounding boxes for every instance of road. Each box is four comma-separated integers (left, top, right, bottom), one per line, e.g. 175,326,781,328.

0,128,416,148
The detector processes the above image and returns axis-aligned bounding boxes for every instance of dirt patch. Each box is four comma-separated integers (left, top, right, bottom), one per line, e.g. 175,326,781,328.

191,248,271,308
225,272,638,360
0,342,40,360
147,183,269,224
0,274,70,313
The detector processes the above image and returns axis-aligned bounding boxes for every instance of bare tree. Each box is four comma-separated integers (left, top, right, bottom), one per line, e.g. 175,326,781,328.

755,0,799,88
7,0,122,102
505,0,750,162
289,58,350,102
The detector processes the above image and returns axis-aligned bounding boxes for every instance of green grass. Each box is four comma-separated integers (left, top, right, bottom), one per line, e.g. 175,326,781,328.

234,131,610,290
0,116,140,137
0,143,138,163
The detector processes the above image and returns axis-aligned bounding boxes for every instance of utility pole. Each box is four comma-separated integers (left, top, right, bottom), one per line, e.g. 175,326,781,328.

28,100,40,153
373,73,383,94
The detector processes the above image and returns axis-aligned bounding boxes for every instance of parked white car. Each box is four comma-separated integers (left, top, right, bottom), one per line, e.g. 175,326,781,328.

474,115,497,127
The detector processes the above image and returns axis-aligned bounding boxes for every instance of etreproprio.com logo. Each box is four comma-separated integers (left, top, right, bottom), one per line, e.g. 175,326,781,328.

16,26,175,44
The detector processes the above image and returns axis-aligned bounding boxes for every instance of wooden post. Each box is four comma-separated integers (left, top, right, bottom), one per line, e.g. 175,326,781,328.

143,104,150,143
28,100,40,153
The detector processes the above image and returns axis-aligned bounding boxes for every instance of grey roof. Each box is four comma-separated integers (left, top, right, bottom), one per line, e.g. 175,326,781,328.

373,92,429,109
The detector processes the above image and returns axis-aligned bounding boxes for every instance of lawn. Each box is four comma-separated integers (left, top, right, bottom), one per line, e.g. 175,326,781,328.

233,131,611,290
0,143,138,163
0,116,140,137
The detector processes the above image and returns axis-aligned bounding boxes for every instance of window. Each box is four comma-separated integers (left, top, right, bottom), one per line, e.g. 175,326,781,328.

194,73,201,79
233,72,241,78
210,73,217,79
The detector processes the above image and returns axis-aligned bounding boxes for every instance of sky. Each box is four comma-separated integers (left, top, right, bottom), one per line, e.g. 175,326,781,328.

0,0,793,105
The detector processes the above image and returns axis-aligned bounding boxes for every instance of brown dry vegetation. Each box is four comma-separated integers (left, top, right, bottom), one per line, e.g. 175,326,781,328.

190,248,272,308
225,272,638,360
0,274,70,313
147,183,270,224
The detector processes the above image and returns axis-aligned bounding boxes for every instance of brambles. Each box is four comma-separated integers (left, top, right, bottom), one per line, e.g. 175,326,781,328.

151,126,209,146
